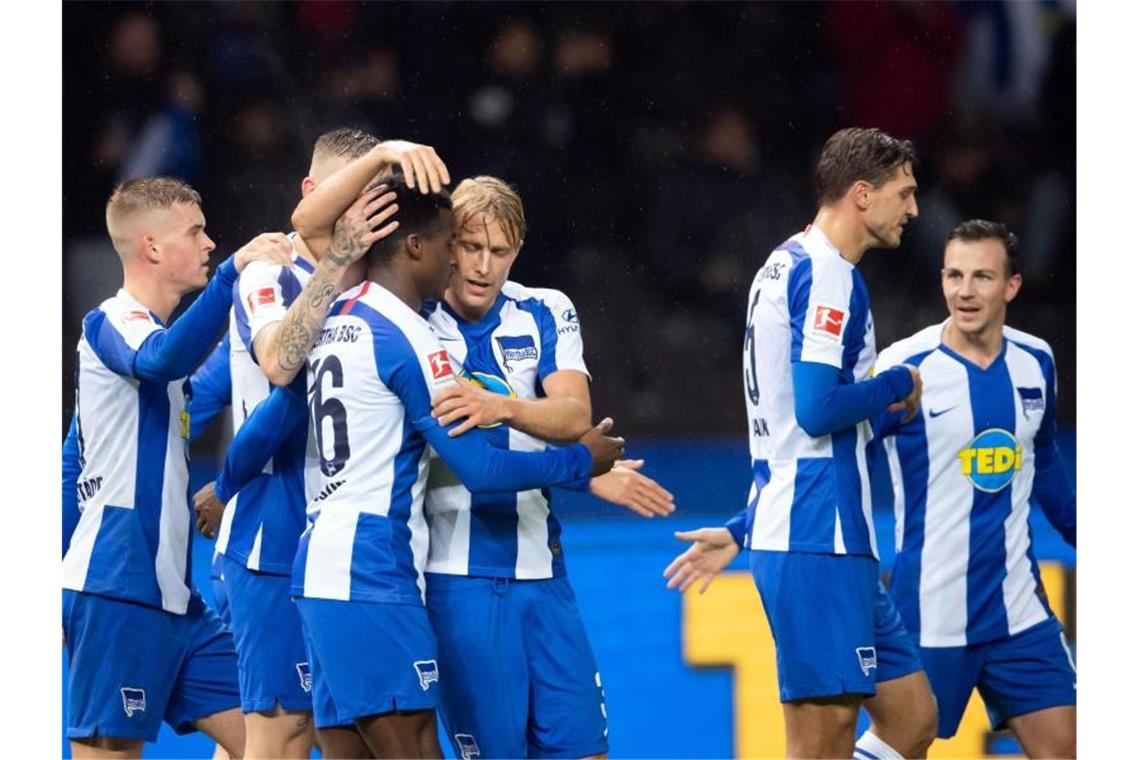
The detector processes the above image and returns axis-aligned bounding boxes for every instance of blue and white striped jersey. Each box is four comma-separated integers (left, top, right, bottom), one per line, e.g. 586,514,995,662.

215,249,313,575
292,281,593,604
742,225,880,557
62,291,193,613
421,281,590,579
875,322,1065,646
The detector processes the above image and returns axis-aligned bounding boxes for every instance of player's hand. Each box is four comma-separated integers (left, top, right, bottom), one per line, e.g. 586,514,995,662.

326,185,400,267
664,527,740,594
373,140,450,194
233,232,293,273
431,379,509,437
589,459,675,517
193,481,226,540
887,364,923,424
578,418,624,477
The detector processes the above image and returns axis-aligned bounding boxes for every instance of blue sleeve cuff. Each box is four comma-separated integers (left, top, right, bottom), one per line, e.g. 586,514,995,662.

564,443,593,491
725,509,748,549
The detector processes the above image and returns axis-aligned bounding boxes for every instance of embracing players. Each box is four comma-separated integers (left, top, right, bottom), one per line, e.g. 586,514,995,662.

193,128,441,758
280,146,629,756
664,128,937,759
421,176,673,759
873,219,1076,758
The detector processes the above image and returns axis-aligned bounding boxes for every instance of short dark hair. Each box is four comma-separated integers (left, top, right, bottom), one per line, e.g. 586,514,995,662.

815,128,916,205
946,219,1020,277
312,128,380,162
367,170,453,263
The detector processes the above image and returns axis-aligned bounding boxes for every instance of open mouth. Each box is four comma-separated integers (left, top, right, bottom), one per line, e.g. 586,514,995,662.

466,279,491,297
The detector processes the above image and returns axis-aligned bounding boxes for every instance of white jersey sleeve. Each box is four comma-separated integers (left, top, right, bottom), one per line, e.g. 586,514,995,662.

789,256,858,369
236,260,291,353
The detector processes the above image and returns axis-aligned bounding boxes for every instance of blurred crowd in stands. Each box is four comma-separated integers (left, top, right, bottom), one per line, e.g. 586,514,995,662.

63,1,1076,436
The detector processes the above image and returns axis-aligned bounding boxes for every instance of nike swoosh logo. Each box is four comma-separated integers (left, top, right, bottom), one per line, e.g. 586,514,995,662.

929,406,957,418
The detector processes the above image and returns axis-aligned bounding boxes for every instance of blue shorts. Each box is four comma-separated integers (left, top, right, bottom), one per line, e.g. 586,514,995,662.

425,573,609,759
63,590,241,742
294,597,439,729
751,551,923,702
920,617,1077,738
221,555,312,713
210,576,231,629
210,553,230,628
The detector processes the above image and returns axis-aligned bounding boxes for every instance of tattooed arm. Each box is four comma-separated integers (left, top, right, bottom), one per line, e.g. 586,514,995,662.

291,140,449,261
254,190,400,387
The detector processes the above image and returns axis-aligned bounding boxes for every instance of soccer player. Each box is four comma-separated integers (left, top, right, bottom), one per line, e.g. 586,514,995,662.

62,176,293,758
873,220,1076,758
286,169,625,758
663,128,937,759
422,176,672,759
193,128,413,759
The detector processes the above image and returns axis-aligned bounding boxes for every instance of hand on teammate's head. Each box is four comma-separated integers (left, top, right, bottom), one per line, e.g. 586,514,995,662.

374,140,450,195
328,185,400,266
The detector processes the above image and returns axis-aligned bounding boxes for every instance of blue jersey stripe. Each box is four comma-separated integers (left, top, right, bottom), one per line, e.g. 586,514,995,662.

784,244,812,364
468,423,519,573
84,310,142,377
1009,339,1057,451
788,458,837,550
135,380,174,560
81,506,164,604
964,355,1016,644
832,426,872,553
840,272,871,384
514,298,559,379
886,349,937,639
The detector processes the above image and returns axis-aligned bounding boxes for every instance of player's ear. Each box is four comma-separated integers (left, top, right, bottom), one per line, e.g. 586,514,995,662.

851,180,873,211
404,233,423,261
141,234,162,264
300,176,316,198
1005,272,1023,303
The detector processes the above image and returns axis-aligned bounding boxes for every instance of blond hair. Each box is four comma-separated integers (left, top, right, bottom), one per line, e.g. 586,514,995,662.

451,176,526,249
105,177,202,254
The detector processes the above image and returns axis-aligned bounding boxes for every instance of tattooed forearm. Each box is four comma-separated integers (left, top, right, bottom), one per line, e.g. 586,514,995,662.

327,222,354,266
326,209,369,266
270,268,341,378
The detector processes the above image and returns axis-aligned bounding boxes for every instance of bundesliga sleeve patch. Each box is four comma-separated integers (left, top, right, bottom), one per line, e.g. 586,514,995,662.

120,309,151,324
427,350,454,382
246,286,279,313
811,305,846,340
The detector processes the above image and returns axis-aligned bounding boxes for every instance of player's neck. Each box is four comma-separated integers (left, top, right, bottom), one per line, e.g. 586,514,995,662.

942,320,1004,368
292,234,316,266
367,262,421,313
442,288,492,323
121,271,182,324
811,207,870,265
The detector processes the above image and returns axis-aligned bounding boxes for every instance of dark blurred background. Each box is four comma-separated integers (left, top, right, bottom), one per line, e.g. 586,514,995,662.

62,0,1076,439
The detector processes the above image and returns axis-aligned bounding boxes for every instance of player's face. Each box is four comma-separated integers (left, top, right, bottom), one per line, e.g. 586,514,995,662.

449,215,521,317
864,162,918,249
418,210,457,301
152,203,216,292
941,238,1022,337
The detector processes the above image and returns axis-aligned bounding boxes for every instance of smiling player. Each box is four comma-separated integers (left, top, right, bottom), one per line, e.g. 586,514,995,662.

873,220,1076,758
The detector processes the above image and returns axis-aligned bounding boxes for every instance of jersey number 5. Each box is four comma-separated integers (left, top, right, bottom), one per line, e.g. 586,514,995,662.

310,356,350,476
